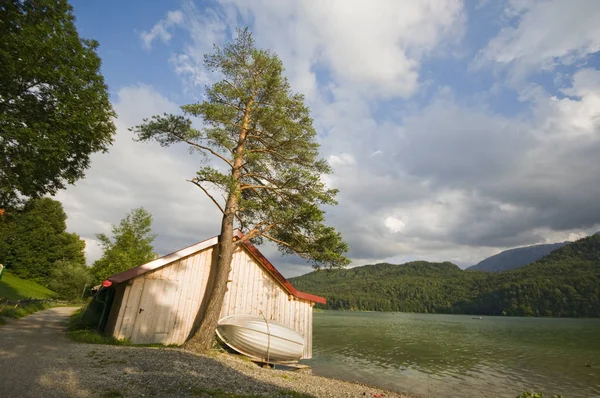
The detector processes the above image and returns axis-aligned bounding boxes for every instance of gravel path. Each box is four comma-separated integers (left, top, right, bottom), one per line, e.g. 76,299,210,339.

0,307,411,398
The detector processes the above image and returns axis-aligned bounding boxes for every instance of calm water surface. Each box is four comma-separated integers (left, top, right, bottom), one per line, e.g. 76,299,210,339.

304,312,600,398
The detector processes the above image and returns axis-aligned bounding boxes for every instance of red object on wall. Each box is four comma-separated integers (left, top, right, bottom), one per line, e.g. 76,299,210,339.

102,280,112,288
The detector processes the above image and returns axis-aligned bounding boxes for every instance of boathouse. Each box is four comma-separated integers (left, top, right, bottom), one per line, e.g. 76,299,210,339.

100,230,325,359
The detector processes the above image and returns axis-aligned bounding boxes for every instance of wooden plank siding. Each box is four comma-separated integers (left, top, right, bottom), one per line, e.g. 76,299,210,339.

107,245,315,358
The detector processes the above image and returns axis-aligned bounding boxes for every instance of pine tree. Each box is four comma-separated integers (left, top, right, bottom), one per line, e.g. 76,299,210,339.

131,28,349,353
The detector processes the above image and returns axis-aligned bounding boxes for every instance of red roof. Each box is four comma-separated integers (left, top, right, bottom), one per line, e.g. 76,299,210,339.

106,230,326,304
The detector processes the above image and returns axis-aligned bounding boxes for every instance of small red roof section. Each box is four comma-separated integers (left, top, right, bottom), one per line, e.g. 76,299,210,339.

105,230,326,304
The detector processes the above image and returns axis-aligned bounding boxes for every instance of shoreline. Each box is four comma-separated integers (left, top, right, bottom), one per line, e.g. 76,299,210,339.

315,309,600,319
61,341,413,397
208,349,412,397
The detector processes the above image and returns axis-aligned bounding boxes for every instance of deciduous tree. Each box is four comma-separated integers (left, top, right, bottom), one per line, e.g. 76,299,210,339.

0,198,86,283
91,207,157,283
0,0,116,208
132,28,349,353
48,260,91,300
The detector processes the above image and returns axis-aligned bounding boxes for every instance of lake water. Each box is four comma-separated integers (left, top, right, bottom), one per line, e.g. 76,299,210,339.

305,312,600,398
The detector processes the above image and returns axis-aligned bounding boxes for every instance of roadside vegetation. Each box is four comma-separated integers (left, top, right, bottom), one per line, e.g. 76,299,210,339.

0,198,89,294
0,301,58,320
0,271,62,325
67,306,129,345
189,388,315,398
517,392,564,398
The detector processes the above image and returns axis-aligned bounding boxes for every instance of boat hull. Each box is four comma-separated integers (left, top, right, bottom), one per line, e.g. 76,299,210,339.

216,315,305,363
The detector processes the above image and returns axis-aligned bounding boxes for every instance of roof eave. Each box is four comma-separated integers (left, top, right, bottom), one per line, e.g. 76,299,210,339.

105,230,327,305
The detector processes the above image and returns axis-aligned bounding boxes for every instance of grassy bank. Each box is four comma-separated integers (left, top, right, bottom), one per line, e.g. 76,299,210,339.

0,301,66,325
0,271,56,300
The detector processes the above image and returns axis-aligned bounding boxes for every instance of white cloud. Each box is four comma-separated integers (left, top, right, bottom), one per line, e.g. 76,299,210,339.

315,66,600,266
168,4,229,94
328,153,355,167
144,1,464,99
480,0,600,76
56,85,222,264
220,0,465,99
384,216,406,233
140,10,184,49
93,0,600,274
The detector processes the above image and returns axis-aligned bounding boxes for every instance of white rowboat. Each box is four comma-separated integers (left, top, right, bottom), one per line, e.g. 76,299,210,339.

216,314,305,363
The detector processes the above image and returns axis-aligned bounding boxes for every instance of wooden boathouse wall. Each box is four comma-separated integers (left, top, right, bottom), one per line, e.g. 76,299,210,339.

104,243,315,359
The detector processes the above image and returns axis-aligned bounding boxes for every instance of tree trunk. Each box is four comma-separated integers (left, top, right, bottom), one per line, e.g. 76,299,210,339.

184,95,254,353
184,211,235,353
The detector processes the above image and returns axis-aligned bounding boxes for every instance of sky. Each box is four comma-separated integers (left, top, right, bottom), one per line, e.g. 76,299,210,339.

58,0,600,277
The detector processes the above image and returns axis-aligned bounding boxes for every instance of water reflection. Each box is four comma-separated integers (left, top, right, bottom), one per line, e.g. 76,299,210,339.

306,312,600,398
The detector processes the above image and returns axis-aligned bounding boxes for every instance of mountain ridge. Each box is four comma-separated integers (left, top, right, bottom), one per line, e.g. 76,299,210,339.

466,241,570,272
290,234,600,317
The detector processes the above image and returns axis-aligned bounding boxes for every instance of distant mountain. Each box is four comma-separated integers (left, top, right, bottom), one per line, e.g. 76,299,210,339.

467,242,569,272
290,234,600,317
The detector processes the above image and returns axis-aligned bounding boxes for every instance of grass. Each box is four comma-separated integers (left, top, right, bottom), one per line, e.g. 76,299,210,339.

100,389,125,397
67,307,131,345
277,391,315,398
0,271,56,300
0,300,67,326
0,301,56,319
68,329,132,345
67,306,178,347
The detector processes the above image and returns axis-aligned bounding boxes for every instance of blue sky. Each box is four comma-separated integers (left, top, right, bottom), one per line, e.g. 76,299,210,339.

59,0,600,276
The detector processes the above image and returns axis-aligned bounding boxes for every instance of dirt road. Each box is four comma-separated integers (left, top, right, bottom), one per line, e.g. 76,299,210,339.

0,307,83,397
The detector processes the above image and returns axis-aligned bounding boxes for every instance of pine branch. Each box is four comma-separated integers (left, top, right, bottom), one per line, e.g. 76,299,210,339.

171,131,234,168
187,179,225,214
245,147,308,166
242,222,277,242
240,184,284,191
223,79,243,98
260,232,309,258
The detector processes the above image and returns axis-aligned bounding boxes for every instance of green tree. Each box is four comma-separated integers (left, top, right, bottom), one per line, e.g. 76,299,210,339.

289,235,600,318
132,28,349,352
48,260,91,300
91,208,157,283
0,198,86,283
0,0,116,208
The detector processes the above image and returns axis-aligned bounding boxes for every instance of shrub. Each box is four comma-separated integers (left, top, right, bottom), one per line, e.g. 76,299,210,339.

48,260,91,300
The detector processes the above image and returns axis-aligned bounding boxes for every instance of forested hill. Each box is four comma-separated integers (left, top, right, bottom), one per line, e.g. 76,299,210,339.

466,241,569,272
289,234,600,317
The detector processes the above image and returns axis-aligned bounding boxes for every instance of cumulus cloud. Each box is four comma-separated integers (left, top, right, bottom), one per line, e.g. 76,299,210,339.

56,85,222,264
315,67,600,266
58,1,600,277
479,0,600,76
220,0,465,99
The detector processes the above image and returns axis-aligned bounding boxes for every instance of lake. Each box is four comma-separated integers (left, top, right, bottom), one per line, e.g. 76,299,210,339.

305,312,600,398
